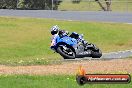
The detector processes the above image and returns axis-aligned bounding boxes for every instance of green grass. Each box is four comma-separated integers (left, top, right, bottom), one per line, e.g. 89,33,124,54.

0,17,132,65
58,0,132,11
0,75,131,88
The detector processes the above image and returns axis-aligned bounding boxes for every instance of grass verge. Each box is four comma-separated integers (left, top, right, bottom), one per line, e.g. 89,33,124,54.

0,75,131,88
0,17,132,65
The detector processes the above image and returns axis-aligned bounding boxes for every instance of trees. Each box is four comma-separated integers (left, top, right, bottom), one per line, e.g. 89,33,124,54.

0,0,17,9
105,0,111,11
95,0,112,11
17,0,62,10
0,0,62,10
0,0,112,11
17,0,25,9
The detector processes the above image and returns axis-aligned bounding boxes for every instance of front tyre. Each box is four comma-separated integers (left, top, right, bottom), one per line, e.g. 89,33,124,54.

57,46,75,59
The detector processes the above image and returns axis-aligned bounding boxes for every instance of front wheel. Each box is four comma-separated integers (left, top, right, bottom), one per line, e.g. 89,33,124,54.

57,45,75,59
91,49,102,58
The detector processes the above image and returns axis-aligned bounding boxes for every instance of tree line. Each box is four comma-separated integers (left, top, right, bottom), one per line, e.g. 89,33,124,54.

0,0,111,11
0,0,62,10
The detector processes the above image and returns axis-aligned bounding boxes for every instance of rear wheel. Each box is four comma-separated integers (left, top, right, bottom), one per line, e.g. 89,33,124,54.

57,45,75,59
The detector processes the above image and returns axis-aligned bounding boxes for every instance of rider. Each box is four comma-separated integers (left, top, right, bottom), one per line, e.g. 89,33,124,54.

50,25,59,47
50,25,69,47
50,25,88,48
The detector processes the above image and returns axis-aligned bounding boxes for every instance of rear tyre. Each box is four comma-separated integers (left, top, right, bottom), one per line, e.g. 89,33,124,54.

57,46,75,59
91,49,102,58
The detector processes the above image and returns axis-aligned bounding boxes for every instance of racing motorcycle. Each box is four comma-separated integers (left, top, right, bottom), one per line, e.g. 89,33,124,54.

50,32,102,59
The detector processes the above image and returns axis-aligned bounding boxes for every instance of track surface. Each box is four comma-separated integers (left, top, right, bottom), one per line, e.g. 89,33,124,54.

102,50,132,59
63,50,132,61
0,10,132,23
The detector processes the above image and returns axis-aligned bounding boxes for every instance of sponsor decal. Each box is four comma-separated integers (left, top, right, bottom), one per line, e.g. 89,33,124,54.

76,66,131,85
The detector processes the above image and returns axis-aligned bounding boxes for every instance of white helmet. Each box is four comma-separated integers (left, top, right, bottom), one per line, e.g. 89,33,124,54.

51,25,60,35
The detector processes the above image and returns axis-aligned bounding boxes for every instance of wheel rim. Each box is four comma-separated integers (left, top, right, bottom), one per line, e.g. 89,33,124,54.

60,46,74,57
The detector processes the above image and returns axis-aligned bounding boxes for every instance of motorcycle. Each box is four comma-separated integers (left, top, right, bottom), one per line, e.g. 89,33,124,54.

50,33,102,59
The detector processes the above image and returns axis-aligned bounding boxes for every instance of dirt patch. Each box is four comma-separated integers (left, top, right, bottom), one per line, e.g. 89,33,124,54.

0,59,132,75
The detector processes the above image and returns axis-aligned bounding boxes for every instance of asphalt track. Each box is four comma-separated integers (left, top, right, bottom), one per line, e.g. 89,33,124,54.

0,10,132,59
62,50,132,61
0,10,132,23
